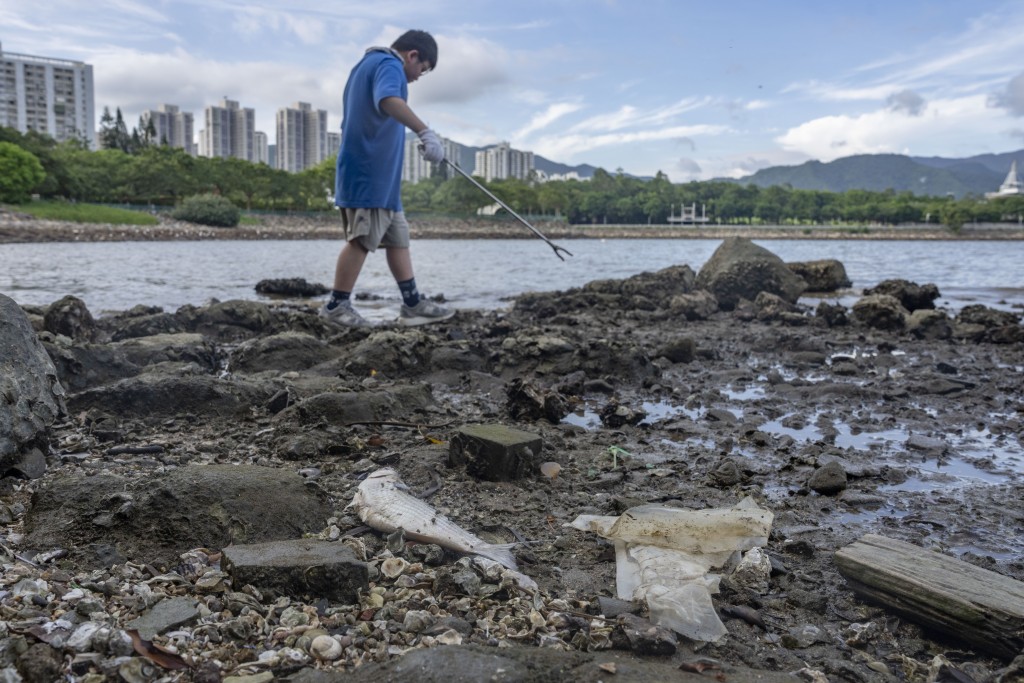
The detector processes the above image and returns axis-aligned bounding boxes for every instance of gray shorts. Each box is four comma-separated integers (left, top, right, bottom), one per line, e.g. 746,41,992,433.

340,208,410,251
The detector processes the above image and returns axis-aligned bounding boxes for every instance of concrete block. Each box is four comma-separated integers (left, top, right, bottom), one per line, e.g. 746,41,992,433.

448,423,542,481
222,539,368,604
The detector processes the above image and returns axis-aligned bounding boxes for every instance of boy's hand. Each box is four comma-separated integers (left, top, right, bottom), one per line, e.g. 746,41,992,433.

417,129,445,163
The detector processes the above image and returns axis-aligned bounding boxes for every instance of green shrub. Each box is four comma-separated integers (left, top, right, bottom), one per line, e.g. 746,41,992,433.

171,193,240,227
0,141,46,203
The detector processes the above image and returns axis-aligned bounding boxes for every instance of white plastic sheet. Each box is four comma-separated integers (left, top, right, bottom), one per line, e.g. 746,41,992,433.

570,497,773,642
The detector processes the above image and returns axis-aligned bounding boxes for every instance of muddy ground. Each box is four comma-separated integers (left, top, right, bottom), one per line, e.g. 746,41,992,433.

2,245,1024,683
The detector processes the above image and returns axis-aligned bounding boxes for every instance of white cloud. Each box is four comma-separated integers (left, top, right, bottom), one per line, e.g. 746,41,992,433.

532,124,732,161
512,102,584,141
887,89,926,116
989,71,1024,117
411,34,513,105
570,97,713,133
776,94,1014,161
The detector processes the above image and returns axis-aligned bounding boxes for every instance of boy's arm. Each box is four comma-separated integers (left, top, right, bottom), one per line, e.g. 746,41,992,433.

380,96,427,134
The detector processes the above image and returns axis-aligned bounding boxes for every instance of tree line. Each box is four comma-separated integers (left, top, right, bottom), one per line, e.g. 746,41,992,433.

3,125,1023,229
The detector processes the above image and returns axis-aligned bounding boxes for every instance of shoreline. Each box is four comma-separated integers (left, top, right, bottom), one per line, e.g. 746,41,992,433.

2,213,1023,243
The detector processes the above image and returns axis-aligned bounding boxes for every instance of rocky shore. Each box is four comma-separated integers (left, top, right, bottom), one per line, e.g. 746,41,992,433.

2,237,1024,682
2,210,1023,243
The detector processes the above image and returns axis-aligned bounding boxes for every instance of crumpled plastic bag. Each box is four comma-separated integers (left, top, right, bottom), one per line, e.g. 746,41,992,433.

570,497,773,642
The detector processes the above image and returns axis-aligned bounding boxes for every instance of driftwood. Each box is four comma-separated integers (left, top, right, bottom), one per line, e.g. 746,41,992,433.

834,534,1024,659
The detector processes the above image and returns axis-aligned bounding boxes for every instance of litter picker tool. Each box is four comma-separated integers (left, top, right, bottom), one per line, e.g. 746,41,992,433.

442,158,573,261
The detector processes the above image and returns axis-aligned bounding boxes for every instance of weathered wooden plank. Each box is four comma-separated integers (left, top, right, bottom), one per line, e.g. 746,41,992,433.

834,533,1024,660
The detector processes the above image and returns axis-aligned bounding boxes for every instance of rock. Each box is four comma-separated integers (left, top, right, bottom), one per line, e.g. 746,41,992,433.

255,278,329,298
0,294,66,478
728,547,772,594
597,596,642,618
42,295,96,342
657,337,696,363
616,613,678,655
907,309,952,340
505,378,571,422
222,539,368,603
22,465,333,569
112,333,217,370
815,302,848,327
905,434,948,455
787,259,851,292
124,597,200,640
599,401,648,428
43,341,141,393
955,305,1023,344
695,237,807,310
67,374,274,419
16,643,63,683
448,423,543,481
668,289,719,320
712,458,743,486
110,312,184,341
755,291,801,321
808,461,848,495
276,386,434,426
178,300,275,340
863,279,939,311
230,332,340,374
852,294,909,331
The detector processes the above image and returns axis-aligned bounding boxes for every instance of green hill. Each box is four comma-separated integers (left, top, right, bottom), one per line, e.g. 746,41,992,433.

736,151,1024,198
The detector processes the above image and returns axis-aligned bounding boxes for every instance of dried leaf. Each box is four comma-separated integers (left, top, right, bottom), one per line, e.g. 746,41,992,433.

598,662,617,674
127,629,190,671
540,461,562,479
367,435,386,447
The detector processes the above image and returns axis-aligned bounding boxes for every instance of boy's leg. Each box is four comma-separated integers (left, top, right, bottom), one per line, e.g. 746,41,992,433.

335,240,370,292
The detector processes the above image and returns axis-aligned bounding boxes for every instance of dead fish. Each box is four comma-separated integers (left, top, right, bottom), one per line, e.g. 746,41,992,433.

349,468,519,570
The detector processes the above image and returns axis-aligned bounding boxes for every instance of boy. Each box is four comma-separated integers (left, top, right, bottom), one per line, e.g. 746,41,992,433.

321,29,454,327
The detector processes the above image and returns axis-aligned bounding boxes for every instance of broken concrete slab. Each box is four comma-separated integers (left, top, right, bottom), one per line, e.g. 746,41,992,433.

125,596,200,640
448,423,543,481
222,539,368,604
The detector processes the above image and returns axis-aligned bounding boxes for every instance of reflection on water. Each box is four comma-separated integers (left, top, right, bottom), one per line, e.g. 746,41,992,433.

1,238,1022,319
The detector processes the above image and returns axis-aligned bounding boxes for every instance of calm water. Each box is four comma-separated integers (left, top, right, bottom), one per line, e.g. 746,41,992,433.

1,238,1022,323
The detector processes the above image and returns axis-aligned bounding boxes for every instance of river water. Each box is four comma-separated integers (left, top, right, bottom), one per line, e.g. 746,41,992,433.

1,238,1021,322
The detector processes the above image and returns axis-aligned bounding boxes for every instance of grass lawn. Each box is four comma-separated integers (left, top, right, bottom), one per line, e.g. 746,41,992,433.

8,201,161,225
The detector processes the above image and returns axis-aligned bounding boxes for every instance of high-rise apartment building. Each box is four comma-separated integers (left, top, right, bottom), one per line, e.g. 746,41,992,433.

0,41,96,147
141,104,194,154
275,101,327,172
326,131,340,159
254,131,269,165
402,134,461,183
202,98,255,161
473,142,534,181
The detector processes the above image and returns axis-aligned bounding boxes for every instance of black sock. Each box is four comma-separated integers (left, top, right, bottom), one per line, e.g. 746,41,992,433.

398,278,420,307
326,290,351,310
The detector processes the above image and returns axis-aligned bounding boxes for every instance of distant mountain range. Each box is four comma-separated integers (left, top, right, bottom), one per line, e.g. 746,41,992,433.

731,150,1024,198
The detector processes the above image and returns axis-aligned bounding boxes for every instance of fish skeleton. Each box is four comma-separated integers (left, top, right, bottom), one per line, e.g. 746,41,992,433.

349,468,518,570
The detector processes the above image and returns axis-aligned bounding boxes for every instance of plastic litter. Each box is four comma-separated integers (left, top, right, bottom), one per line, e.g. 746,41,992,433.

570,497,773,642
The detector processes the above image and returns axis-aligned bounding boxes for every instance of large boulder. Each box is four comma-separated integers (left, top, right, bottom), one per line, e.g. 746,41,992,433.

67,374,275,419
230,331,340,374
852,294,909,331
863,279,940,311
177,300,275,340
696,238,807,310
21,465,333,569
43,295,96,342
1,295,66,478
787,259,851,292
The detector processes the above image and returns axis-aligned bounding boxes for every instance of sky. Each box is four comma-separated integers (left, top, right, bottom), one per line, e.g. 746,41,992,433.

3,1,1024,181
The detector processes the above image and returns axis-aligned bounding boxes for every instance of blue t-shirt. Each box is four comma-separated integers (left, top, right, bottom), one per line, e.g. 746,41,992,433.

335,49,408,211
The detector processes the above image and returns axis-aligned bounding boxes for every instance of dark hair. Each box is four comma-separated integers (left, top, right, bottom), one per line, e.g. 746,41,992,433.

391,30,438,70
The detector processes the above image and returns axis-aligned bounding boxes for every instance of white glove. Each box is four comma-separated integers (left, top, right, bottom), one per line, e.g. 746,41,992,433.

417,128,445,163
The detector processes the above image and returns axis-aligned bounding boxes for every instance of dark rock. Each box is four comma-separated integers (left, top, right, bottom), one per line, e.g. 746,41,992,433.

787,259,851,292
222,539,368,603
448,423,543,481
230,331,339,374
1,294,66,479
864,279,939,311
255,278,329,298
695,237,807,310
22,465,333,569
706,408,738,424
656,337,696,364
808,461,848,495
755,291,800,321
816,301,849,327
110,312,184,341
16,642,63,683
852,294,909,331
178,299,275,340
616,613,678,656
597,596,642,618
668,289,719,320
276,385,434,426
67,374,274,419
43,295,96,342
712,458,743,486
907,309,952,340
505,378,571,423
599,401,648,428
43,341,141,393
124,597,200,639
113,333,218,370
